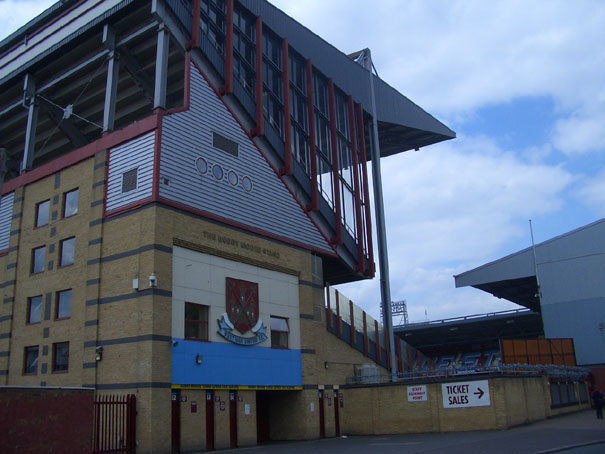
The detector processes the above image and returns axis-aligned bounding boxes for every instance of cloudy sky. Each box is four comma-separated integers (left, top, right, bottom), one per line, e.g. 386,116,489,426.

3,1,605,324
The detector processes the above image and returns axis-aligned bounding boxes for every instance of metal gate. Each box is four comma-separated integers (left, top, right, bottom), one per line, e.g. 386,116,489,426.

93,394,137,454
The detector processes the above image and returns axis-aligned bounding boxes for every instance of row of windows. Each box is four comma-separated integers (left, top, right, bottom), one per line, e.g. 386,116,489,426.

197,0,371,257
31,237,75,274
26,289,71,324
184,302,289,349
35,188,78,228
23,342,69,375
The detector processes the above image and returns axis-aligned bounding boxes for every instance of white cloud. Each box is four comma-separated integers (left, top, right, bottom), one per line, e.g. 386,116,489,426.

338,135,574,320
272,0,605,155
575,169,605,216
0,1,55,41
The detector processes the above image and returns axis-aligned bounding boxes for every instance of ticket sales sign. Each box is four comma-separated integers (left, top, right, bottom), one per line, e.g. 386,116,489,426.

442,380,490,408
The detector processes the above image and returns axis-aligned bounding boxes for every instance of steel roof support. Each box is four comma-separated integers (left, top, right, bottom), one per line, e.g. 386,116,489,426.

154,23,170,109
102,25,120,133
362,48,397,375
22,74,38,173
38,97,88,148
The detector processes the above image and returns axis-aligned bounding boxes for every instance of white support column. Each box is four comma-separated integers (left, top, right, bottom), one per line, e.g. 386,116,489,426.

22,73,38,173
102,24,119,133
154,23,170,109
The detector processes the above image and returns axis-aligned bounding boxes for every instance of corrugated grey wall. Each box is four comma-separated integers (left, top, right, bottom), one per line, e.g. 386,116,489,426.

0,192,14,251
160,62,332,253
106,131,155,212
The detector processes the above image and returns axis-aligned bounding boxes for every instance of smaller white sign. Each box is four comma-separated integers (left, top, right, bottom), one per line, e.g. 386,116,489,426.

244,404,250,415
442,380,491,408
407,385,428,402
310,402,315,412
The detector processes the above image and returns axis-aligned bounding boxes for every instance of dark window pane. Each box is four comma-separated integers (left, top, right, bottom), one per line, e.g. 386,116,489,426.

32,246,45,273
24,346,39,374
28,296,42,324
57,290,71,319
53,342,69,372
36,200,49,227
60,238,75,266
185,303,209,340
63,189,78,217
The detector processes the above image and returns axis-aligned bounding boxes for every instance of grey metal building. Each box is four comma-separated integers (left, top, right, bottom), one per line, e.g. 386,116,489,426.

455,219,605,385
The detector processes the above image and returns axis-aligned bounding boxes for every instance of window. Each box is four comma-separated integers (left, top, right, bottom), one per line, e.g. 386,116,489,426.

56,289,71,320
270,316,289,349
185,303,209,341
122,169,138,193
53,342,69,372
31,246,45,273
59,237,75,267
63,189,78,218
35,200,50,227
27,295,43,324
24,346,39,374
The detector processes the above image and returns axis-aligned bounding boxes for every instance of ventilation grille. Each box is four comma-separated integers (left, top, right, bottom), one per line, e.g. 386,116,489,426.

213,132,239,157
122,168,138,193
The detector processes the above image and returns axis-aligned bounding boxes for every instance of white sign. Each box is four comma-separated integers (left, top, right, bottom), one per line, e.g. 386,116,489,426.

442,380,490,408
407,385,428,402
244,404,250,415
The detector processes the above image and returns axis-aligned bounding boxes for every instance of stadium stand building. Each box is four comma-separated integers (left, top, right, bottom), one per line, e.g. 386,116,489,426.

0,0,454,451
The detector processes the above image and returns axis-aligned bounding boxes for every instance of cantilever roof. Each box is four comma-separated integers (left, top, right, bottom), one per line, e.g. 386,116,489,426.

454,218,605,312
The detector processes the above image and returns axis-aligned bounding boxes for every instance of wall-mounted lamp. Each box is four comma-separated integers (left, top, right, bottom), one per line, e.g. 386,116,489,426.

324,361,329,369
196,354,203,365
149,273,157,288
172,340,179,347
95,346,103,362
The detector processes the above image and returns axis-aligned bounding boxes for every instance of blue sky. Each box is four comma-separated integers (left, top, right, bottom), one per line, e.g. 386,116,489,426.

2,0,604,323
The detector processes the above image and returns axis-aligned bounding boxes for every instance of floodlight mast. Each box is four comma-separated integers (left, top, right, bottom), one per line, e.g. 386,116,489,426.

357,48,397,376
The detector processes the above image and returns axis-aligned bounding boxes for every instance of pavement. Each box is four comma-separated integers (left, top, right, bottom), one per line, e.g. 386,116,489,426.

217,410,605,454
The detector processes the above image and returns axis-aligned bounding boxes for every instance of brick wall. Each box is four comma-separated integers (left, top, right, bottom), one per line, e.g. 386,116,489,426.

0,387,93,454
340,376,589,436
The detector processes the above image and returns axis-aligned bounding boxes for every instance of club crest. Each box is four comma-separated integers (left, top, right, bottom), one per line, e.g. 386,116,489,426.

218,278,267,345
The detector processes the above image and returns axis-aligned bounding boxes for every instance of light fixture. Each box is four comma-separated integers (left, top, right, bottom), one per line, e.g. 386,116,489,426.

324,361,329,369
95,346,103,361
196,354,203,365
149,273,157,288
172,340,179,347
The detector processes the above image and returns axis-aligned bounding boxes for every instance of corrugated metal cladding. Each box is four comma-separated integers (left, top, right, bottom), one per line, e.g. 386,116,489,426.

106,131,155,213
160,63,333,253
0,192,14,251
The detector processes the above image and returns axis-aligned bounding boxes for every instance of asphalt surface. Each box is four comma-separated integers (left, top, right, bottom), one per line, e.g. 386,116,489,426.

216,410,605,454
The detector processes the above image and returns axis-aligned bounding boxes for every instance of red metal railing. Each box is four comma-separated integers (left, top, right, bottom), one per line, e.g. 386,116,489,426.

93,394,136,454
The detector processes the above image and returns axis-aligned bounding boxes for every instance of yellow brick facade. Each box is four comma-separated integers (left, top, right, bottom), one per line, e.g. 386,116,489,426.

0,149,588,454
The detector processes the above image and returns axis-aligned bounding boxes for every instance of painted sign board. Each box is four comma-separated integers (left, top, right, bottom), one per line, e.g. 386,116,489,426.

407,385,428,402
442,380,490,408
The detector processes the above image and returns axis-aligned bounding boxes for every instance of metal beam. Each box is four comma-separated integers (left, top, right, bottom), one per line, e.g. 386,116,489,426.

38,96,88,148
362,48,397,375
102,25,120,133
117,47,155,104
154,23,170,109
22,74,38,173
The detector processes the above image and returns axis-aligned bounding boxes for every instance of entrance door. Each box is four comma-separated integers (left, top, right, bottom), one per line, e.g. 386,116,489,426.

206,391,215,451
333,390,340,437
171,390,180,454
229,391,238,448
256,391,270,442
318,390,325,438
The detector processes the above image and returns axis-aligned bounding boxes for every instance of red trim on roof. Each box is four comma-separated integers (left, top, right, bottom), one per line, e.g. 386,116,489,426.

306,59,318,212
